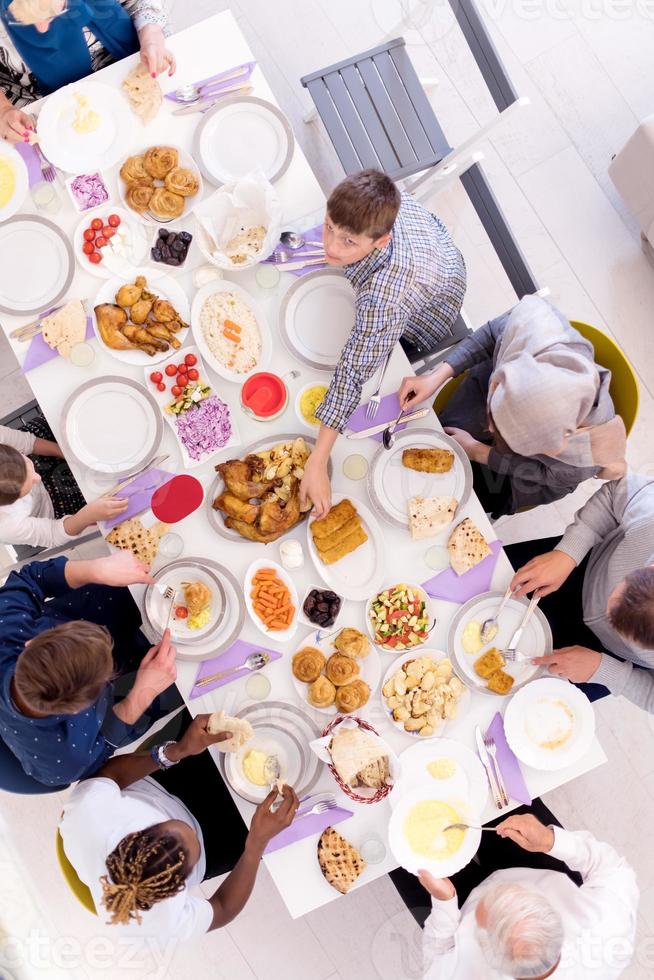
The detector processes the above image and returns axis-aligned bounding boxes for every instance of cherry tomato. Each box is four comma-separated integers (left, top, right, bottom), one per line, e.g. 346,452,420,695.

102,226,115,239
176,373,188,388
175,605,188,619
184,353,197,367
171,384,182,397
83,228,95,242
91,218,103,231
82,241,94,255
89,252,102,264
95,235,107,249
187,368,199,381
156,382,166,392
165,364,178,377
150,371,163,384
108,214,121,228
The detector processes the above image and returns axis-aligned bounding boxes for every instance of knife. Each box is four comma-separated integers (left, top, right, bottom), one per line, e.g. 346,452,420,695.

476,726,503,810
346,407,429,439
102,454,170,497
171,83,253,116
505,593,540,655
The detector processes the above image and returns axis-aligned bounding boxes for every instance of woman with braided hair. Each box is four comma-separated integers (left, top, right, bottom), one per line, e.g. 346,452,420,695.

60,711,300,941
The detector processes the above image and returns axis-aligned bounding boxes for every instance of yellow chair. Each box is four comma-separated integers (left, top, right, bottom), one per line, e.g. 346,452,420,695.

433,321,639,436
55,826,97,915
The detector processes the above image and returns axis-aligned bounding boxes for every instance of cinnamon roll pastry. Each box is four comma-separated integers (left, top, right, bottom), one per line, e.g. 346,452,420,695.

120,155,152,184
124,181,154,214
308,675,336,709
325,653,360,687
335,679,370,713
143,145,178,179
149,187,185,220
334,628,370,659
164,166,200,198
292,647,326,684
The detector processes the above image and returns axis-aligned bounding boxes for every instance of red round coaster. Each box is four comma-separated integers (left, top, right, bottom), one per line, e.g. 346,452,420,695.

151,474,204,524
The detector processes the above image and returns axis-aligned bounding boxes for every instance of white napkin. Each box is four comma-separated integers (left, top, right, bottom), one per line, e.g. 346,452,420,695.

194,170,282,269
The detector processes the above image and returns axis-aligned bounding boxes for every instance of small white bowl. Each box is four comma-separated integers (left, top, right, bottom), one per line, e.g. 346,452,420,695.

65,171,111,214
297,583,344,633
244,558,299,643
294,381,329,432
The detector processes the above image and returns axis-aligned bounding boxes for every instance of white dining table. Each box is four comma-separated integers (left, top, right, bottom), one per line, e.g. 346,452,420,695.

0,9,606,920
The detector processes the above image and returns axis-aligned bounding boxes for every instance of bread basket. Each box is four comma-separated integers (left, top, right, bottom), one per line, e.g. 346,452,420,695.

320,715,394,805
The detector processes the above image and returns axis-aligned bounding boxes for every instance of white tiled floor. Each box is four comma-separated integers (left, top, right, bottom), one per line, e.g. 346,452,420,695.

2,1,654,977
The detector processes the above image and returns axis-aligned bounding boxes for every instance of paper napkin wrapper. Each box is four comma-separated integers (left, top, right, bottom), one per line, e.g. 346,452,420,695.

194,170,282,269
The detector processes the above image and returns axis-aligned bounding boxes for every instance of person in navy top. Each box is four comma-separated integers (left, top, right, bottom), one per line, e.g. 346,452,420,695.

0,551,177,787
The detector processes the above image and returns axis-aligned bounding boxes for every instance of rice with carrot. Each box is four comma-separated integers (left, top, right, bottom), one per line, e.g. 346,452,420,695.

200,290,261,374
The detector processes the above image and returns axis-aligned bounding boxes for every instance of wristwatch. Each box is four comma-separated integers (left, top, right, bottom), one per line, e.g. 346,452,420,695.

150,740,179,770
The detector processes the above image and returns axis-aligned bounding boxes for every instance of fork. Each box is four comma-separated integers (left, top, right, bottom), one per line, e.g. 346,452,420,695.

294,798,337,820
444,823,499,833
483,734,509,807
33,142,57,183
272,249,324,264
161,585,177,632
365,351,392,420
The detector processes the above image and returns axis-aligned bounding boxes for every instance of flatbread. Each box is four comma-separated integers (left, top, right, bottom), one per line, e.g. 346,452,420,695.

41,300,87,358
106,518,169,564
318,827,366,894
408,495,458,540
224,225,266,264
207,710,253,752
447,518,491,576
122,64,163,125
328,728,387,787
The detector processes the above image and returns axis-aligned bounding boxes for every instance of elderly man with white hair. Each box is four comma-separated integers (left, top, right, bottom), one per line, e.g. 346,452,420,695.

417,809,638,979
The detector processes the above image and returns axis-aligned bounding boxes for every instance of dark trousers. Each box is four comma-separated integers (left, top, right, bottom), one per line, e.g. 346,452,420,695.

148,709,248,880
505,537,611,703
390,798,582,927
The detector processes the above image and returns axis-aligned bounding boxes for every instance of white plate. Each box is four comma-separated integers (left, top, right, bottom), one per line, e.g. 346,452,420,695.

366,583,435,652
193,95,295,186
0,215,73,315
37,81,134,173
144,344,241,469
391,737,488,814
244,558,299,643
118,144,204,226
504,678,596,771
60,376,163,478
92,271,190,365
389,784,482,877
145,561,227,643
0,142,28,222
307,493,386,602
368,427,473,530
73,207,150,280
207,432,317,543
448,591,551,697
290,626,382,716
279,269,355,371
191,278,272,382
380,651,471,739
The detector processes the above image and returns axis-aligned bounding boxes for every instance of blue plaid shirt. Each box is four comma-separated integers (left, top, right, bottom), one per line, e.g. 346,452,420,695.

316,193,466,432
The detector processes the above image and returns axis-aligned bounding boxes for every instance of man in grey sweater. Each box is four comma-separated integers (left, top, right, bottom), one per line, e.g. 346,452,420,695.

507,471,654,712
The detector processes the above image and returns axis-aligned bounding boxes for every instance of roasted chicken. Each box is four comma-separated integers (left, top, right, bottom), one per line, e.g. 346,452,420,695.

95,275,188,355
122,324,168,353
258,485,301,537
224,517,285,543
216,457,272,500
94,304,133,350
213,492,258,524
130,298,154,324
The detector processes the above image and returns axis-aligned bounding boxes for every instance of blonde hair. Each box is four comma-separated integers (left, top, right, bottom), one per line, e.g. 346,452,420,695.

8,0,62,25
101,827,187,926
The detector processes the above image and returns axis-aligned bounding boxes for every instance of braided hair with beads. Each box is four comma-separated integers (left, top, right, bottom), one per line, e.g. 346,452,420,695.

100,827,188,925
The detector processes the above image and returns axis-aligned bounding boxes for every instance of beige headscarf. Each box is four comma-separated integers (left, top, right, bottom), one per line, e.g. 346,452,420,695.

489,296,626,478
8,0,62,25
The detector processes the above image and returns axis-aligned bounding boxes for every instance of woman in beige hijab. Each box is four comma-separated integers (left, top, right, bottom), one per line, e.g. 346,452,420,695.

399,295,626,516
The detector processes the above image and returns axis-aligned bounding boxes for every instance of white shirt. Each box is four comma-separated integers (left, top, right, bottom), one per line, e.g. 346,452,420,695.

0,423,76,548
423,828,638,979
60,776,213,943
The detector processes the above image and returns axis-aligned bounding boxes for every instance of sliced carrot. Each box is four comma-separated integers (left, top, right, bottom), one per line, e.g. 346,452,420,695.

224,319,242,333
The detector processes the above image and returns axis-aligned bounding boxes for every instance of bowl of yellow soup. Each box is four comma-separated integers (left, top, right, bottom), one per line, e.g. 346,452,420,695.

294,382,328,430
0,144,28,222
388,786,482,877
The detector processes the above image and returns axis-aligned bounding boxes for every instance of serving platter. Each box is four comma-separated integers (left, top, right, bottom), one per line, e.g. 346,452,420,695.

504,678,596,771
448,591,551,697
145,560,227,643
117,144,204,225
368,427,473,530
73,206,150,280
0,142,29,223
390,737,488,814
59,376,163,478
191,278,272,382
193,95,295,186
279,269,355,371
380,650,471,740
290,626,382,716
0,215,74,315
306,493,386,602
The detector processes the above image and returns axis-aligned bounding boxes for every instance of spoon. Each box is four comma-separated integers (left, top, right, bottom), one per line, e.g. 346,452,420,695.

382,407,406,449
280,230,324,250
480,584,514,643
195,651,270,688
175,67,251,104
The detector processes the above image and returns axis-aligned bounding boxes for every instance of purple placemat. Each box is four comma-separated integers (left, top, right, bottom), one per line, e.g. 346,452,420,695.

165,61,257,102
15,142,41,186
263,223,326,277
190,639,282,698
264,805,353,854
422,539,503,603
486,711,531,806
22,315,95,373
100,469,176,531
347,392,414,443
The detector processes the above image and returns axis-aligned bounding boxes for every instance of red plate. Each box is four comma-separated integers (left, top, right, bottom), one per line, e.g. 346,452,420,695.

151,474,204,524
